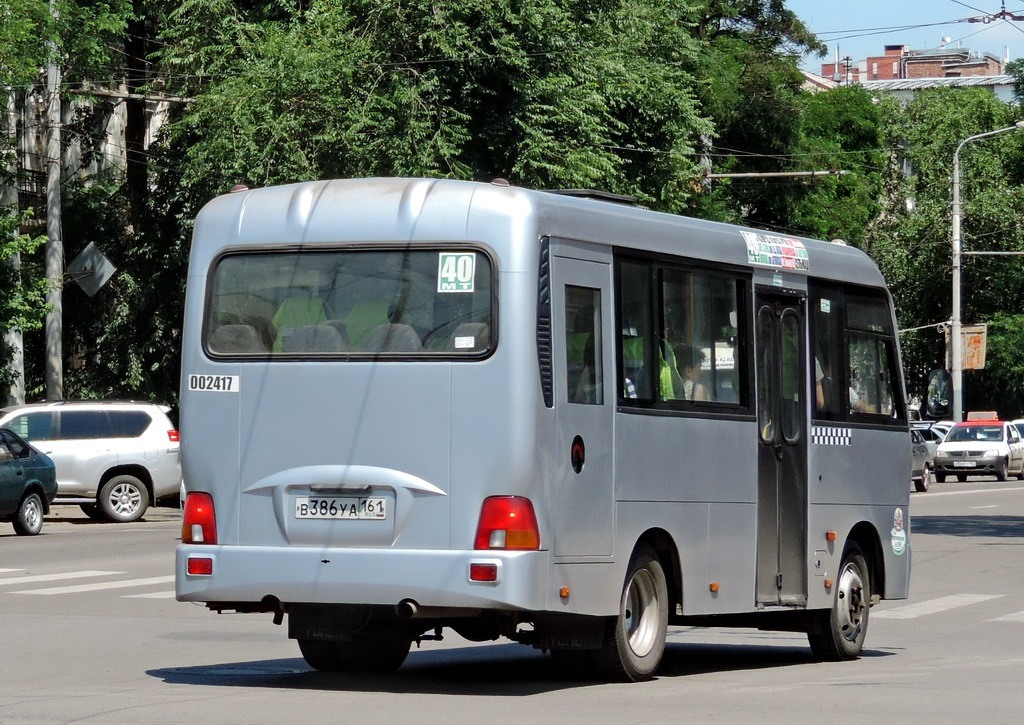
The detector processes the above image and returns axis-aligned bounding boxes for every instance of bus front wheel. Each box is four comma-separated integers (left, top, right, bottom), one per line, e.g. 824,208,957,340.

592,544,668,682
298,630,411,673
808,542,870,661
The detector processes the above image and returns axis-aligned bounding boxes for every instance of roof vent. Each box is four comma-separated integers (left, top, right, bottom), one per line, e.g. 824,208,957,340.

491,178,511,187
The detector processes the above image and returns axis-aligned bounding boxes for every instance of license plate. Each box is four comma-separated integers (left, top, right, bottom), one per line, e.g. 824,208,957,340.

953,461,976,468
294,496,388,520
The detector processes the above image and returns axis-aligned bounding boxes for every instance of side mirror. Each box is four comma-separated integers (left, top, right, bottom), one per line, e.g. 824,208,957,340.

925,368,952,420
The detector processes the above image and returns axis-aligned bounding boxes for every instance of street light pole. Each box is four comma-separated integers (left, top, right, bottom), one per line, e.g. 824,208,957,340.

950,121,1024,422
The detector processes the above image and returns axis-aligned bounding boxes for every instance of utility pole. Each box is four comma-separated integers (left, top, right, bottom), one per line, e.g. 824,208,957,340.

3,90,25,405
45,0,63,399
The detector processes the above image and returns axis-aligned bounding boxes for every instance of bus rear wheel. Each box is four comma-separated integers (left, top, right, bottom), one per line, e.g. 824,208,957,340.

808,543,870,661
298,630,411,673
591,544,668,682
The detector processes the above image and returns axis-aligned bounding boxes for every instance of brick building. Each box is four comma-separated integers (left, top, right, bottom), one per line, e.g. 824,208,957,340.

821,44,1004,84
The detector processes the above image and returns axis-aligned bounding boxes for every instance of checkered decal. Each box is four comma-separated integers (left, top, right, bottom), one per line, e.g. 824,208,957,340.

812,426,851,446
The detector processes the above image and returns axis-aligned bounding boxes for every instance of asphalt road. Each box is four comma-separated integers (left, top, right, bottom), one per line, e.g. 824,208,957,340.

2,480,1024,724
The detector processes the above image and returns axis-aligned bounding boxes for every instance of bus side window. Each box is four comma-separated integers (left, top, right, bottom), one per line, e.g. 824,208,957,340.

566,286,603,405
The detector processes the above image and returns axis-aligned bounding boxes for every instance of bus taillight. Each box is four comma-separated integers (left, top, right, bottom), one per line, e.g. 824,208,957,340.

474,496,540,550
182,492,217,545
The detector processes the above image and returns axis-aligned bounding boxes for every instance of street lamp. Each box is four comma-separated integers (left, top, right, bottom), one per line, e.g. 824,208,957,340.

950,120,1024,422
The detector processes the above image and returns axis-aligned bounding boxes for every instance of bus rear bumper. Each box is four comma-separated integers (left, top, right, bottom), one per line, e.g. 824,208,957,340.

175,544,550,612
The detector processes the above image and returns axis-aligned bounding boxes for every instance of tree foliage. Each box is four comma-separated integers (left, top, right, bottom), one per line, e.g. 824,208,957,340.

8,0,1024,416
158,0,712,211
867,88,1024,412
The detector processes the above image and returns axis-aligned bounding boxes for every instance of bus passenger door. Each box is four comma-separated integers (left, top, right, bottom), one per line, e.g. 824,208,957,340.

754,293,808,606
551,255,614,558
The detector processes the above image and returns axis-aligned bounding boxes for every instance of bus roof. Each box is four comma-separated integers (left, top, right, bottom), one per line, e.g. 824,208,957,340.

192,177,887,288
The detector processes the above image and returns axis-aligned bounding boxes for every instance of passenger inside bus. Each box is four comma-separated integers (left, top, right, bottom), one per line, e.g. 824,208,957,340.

672,343,709,401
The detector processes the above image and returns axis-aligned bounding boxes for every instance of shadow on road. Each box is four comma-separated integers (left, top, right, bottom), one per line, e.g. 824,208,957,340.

911,515,1024,538
149,638,889,693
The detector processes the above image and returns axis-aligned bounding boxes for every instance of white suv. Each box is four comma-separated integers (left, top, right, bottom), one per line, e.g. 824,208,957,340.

0,401,182,522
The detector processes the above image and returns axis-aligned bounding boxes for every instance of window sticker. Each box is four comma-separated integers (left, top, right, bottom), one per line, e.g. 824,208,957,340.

741,231,810,272
891,507,906,556
453,336,476,349
820,299,831,313
438,252,476,293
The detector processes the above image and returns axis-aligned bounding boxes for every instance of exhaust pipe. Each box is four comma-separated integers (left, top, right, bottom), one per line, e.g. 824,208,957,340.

396,599,418,618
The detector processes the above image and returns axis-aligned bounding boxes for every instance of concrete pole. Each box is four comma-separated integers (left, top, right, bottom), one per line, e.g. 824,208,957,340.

45,0,63,399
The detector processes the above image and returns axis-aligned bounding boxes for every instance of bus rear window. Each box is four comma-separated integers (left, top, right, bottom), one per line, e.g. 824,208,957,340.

204,248,494,357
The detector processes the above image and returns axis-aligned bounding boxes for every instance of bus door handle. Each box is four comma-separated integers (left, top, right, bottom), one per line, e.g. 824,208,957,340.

774,444,783,461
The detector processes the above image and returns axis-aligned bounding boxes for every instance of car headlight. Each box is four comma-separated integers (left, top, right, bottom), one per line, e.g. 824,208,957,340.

936,449,950,458
984,449,1000,457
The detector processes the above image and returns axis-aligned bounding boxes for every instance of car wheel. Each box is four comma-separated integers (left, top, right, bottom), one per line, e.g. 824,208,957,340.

996,459,1008,482
591,544,668,682
98,475,150,522
13,492,44,536
808,542,870,661
914,466,931,493
956,474,967,482
936,472,947,483
298,630,411,673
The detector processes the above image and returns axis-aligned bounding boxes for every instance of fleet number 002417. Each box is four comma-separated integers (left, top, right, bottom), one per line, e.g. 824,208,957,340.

188,374,239,392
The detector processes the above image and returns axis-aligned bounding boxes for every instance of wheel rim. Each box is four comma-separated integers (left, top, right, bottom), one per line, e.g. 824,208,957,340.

24,497,42,531
623,568,659,657
835,560,866,642
107,483,142,516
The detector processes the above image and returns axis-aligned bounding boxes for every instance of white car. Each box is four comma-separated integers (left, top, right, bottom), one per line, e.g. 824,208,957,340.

933,420,1024,483
0,401,182,522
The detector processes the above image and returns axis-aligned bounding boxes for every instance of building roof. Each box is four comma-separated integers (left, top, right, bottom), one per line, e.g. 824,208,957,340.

860,74,1015,92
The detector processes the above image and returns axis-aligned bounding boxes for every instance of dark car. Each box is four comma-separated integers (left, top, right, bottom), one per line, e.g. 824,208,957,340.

0,428,57,535
911,428,933,492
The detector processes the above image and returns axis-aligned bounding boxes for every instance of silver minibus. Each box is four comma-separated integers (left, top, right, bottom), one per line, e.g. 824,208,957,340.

177,177,911,681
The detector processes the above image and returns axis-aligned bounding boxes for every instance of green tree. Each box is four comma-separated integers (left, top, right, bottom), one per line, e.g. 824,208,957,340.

158,0,711,209
684,0,826,227
868,88,1024,413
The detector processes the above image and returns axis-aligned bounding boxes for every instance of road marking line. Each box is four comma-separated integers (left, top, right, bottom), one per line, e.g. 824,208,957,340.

15,575,175,595
123,590,177,599
0,568,24,573
915,487,1024,497
970,505,998,509
873,594,1002,619
0,571,123,586
991,611,1024,622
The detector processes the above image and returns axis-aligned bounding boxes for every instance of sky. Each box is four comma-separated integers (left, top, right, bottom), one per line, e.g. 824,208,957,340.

786,0,1024,72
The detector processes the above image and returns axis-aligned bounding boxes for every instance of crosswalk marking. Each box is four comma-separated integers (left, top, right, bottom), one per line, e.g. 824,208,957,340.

872,594,1002,619
991,610,1024,622
15,575,175,595
123,590,177,599
0,570,123,586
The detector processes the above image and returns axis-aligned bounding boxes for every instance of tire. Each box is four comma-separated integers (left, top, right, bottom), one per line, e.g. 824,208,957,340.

298,630,411,673
79,503,106,521
808,543,870,661
936,472,947,483
956,474,967,483
591,544,668,682
996,459,1008,482
914,466,931,493
98,475,150,522
13,492,44,536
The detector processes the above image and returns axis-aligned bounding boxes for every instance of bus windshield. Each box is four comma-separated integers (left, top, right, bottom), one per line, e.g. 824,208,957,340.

204,247,493,357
